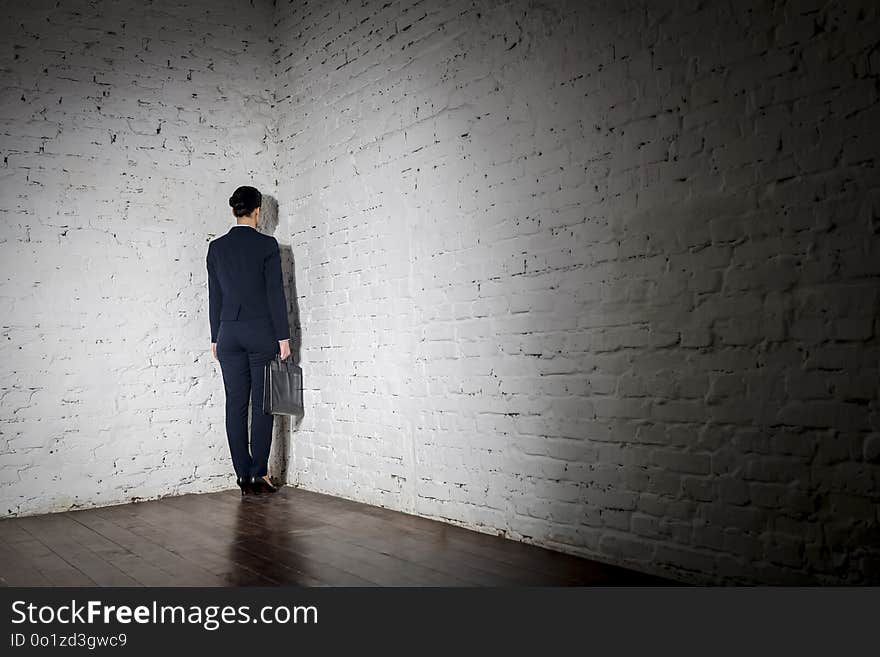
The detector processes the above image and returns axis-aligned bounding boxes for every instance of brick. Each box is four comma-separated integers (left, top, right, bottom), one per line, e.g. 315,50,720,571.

655,544,717,575
599,533,656,562
651,450,711,475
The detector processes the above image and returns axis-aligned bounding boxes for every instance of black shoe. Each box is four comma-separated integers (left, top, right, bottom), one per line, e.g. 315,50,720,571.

236,476,253,496
249,475,279,495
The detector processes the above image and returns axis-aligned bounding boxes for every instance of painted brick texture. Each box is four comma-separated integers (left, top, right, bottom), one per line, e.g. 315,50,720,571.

273,0,880,585
0,0,278,514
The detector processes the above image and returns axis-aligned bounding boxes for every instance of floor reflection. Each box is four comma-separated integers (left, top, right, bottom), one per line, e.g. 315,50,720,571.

226,491,306,586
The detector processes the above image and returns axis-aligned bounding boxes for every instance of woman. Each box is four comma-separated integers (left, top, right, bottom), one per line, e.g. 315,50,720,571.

206,185,291,496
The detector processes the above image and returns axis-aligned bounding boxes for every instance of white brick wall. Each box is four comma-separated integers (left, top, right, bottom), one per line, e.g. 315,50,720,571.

2,0,878,585
275,0,880,585
0,0,277,513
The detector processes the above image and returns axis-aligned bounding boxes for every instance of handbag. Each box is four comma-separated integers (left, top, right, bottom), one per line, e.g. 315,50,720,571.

263,354,303,416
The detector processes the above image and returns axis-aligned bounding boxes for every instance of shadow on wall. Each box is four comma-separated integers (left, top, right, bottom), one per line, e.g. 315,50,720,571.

433,1,880,585
249,0,878,586
507,176,878,586
249,193,303,486
591,152,880,585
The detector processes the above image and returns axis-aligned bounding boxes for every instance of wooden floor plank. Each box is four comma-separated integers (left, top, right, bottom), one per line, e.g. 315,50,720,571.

0,539,53,586
219,491,530,585
87,502,258,587
160,491,371,585
117,494,319,586
0,487,678,587
13,515,140,587
0,519,97,586
252,490,583,585
71,506,223,586
164,492,381,586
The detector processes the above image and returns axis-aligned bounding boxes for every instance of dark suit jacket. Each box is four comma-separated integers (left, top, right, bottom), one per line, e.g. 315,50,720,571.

206,225,290,343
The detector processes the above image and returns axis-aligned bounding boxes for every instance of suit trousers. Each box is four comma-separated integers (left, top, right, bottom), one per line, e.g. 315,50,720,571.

216,317,279,479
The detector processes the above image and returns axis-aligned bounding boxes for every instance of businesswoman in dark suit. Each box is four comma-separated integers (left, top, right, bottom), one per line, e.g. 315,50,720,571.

206,185,291,497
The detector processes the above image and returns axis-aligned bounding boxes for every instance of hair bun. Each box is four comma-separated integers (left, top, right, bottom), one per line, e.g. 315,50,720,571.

229,185,262,218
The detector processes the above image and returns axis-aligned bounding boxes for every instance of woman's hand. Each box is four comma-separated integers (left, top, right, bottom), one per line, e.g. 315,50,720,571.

212,342,218,361
279,339,291,361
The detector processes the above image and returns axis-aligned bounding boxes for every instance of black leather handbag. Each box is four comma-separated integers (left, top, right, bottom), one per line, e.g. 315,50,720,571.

263,355,303,416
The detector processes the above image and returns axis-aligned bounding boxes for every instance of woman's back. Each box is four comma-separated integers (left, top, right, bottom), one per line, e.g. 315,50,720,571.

207,226,289,342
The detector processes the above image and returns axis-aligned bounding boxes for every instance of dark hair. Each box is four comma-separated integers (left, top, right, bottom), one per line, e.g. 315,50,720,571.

229,185,262,218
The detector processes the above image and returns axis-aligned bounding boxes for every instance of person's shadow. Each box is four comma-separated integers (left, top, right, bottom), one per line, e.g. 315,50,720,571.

255,193,302,486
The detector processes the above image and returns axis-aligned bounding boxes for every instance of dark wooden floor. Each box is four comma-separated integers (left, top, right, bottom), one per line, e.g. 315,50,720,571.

0,486,678,586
